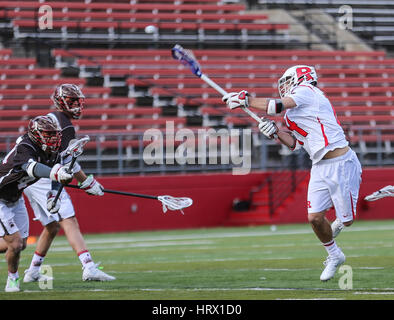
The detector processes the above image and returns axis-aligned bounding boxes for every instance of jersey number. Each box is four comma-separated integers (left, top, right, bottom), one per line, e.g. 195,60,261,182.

285,115,308,137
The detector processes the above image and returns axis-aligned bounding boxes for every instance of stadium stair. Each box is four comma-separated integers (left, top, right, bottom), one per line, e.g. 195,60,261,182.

223,170,309,226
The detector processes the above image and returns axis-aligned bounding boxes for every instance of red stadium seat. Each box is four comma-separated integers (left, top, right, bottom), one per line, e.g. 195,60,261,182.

0,1,246,12
0,68,61,77
0,78,85,86
0,87,111,98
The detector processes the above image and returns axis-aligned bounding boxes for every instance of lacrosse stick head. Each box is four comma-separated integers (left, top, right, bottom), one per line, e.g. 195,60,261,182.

157,195,193,215
171,44,202,77
64,135,90,158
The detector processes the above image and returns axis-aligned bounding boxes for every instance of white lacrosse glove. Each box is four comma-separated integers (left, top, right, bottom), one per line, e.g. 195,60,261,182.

46,190,60,214
258,118,278,140
49,163,73,184
222,90,249,110
79,175,104,196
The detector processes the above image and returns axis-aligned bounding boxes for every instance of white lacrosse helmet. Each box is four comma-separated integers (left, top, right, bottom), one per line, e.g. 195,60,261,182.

278,65,318,98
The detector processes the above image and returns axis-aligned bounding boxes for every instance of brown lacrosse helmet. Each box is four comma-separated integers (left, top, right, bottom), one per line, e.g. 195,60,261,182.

28,116,62,153
52,83,85,119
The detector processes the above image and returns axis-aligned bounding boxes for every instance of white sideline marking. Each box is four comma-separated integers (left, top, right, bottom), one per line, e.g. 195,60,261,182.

49,224,394,247
49,240,214,252
138,287,344,292
262,268,314,271
354,292,394,295
277,298,342,300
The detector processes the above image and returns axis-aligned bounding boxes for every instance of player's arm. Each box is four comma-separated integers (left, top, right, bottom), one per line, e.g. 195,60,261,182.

60,134,104,196
22,160,73,184
222,90,296,115
258,118,297,149
249,96,296,114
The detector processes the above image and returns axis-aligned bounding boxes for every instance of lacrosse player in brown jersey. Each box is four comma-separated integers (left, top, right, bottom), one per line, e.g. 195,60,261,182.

0,84,115,283
0,116,73,292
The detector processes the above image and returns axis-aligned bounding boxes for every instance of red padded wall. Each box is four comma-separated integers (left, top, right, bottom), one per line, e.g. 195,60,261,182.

27,172,268,235
26,168,394,235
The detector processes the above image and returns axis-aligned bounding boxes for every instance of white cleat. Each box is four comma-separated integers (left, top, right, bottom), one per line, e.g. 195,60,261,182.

82,263,116,281
364,185,394,201
5,277,20,292
23,268,54,283
320,251,346,282
331,218,345,238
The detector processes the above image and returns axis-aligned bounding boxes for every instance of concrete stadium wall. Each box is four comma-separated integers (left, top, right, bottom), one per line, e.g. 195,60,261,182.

26,168,394,235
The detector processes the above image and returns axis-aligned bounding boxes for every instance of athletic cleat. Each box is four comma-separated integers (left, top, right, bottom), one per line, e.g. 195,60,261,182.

320,251,346,282
5,277,20,292
331,218,345,238
23,268,54,283
82,263,116,281
364,185,394,201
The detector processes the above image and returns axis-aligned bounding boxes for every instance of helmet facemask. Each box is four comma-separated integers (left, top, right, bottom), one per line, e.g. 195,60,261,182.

52,84,85,119
28,116,62,154
61,95,85,119
278,75,296,99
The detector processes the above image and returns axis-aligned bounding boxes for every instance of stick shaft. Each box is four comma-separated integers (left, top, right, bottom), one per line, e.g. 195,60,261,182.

65,184,158,200
200,74,263,124
52,156,77,206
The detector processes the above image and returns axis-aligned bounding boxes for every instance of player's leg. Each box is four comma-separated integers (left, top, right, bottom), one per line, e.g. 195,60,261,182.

60,216,115,281
330,150,362,238
23,222,59,283
23,180,60,282
0,197,29,292
2,232,24,292
0,238,8,253
307,165,345,281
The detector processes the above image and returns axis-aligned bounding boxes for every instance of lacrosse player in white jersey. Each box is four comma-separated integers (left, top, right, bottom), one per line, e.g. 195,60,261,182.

223,65,362,281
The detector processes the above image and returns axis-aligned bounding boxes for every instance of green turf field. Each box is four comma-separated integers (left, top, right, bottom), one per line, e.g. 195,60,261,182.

1,219,394,300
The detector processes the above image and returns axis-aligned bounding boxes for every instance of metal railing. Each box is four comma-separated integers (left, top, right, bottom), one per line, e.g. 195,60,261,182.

1,128,392,176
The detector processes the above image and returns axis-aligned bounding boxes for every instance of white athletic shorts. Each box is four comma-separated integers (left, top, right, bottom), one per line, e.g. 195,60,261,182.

24,178,75,226
307,148,362,223
0,196,29,238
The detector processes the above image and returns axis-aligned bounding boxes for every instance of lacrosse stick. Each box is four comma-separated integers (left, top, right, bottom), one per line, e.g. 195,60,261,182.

364,185,394,201
65,184,193,214
171,44,264,125
52,135,90,206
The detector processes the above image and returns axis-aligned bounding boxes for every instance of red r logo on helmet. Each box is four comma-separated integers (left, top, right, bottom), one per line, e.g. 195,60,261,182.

296,67,313,82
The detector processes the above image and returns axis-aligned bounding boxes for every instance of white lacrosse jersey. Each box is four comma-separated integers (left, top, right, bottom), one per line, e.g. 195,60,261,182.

284,83,348,164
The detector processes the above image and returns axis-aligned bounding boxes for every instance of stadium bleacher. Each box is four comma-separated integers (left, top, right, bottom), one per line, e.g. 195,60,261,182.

0,0,393,196
1,0,289,46
2,45,393,169
258,0,394,51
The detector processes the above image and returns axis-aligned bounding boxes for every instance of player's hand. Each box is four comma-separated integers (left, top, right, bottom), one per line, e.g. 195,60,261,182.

46,190,60,213
80,175,104,196
258,118,278,139
49,163,73,184
222,90,249,110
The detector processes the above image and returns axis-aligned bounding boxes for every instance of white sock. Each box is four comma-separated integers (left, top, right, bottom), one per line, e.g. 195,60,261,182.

323,239,341,256
78,250,94,269
29,251,45,271
8,271,19,280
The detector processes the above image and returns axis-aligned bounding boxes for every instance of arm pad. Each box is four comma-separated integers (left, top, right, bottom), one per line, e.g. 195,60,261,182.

267,99,284,116
22,161,51,178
